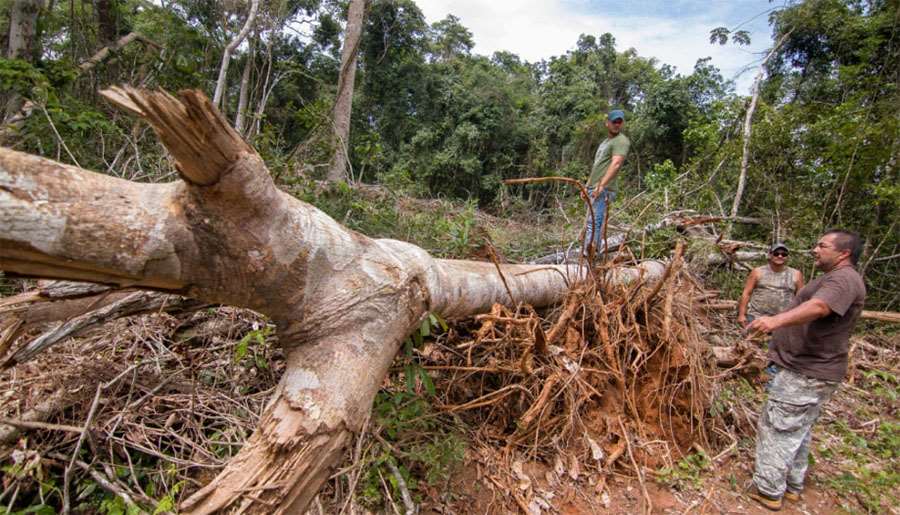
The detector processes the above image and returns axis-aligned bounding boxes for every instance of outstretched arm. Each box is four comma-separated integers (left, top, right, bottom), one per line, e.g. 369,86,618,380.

746,298,831,335
737,269,759,326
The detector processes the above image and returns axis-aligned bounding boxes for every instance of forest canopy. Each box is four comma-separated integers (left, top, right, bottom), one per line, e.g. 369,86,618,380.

0,0,897,307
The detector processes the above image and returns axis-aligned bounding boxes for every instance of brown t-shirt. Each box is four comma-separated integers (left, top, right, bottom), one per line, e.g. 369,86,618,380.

769,265,865,381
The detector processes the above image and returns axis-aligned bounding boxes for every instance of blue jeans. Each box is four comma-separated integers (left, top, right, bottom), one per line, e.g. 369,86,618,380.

584,188,615,253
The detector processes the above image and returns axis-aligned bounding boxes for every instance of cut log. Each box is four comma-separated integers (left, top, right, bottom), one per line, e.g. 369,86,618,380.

860,310,900,323
0,86,666,513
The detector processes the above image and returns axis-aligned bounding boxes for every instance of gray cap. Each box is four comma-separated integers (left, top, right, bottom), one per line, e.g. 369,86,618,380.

770,242,789,253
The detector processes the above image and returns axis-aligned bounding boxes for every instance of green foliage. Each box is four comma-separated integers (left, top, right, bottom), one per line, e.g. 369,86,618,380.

645,159,678,191
401,313,446,397
639,226,681,260
861,369,898,404
97,496,142,515
358,312,465,510
819,366,900,513
655,451,710,490
709,27,751,46
233,325,274,370
0,58,51,99
151,480,184,514
710,377,758,417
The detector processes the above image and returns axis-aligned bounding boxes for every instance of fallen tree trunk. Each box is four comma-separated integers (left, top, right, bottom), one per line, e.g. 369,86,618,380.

702,300,900,324
0,86,666,513
531,211,765,265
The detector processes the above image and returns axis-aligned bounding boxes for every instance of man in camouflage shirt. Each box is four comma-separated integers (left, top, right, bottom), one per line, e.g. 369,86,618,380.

745,229,866,511
737,243,804,328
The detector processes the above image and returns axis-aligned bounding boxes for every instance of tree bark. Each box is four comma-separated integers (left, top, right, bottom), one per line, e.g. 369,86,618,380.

0,86,665,513
212,0,259,109
729,31,792,226
3,0,42,125
326,0,366,183
234,38,254,135
6,0,40,61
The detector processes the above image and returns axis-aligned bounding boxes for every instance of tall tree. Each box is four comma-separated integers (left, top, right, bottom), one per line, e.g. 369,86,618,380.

729,31,791,222
327,0,366,183
3,0,42,121
5,0,40,61
213,0,260,109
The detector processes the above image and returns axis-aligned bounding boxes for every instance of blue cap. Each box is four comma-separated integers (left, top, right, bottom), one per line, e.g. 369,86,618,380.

607,109,625,121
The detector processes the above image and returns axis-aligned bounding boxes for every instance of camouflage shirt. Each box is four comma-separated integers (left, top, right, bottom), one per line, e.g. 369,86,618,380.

748,265,798,318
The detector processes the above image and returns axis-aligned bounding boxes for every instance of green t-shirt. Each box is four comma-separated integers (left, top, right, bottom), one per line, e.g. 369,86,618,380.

587,133,630,191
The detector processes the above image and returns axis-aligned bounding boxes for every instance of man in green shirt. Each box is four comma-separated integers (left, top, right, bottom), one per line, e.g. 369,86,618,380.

584,109,631,255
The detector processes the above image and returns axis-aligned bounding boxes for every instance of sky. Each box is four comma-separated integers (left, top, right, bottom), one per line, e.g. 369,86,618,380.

414,0,787,94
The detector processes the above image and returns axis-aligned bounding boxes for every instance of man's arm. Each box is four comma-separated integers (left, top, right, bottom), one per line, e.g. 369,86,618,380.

746,298,831,335
591,155,626,199
737,269,759,326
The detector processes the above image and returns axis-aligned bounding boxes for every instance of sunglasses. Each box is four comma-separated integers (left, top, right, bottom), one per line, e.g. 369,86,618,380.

772,251,788,257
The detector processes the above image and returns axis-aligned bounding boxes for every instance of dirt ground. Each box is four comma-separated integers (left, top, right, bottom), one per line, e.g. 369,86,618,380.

439,454,859,514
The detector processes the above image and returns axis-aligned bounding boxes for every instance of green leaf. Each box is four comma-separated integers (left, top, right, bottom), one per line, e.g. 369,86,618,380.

152,495,176,515
404,364,416,394
234,334,251,363
418,367,436,396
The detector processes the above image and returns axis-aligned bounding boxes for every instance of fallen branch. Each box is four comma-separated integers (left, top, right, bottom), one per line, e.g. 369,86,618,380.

530,211,764,264
3,291,206,367
701,301,900,324
0,417,83,434
62,385,103,514
78,32,162,74
860,310,900,323
0,388,68,445
387,460,416,515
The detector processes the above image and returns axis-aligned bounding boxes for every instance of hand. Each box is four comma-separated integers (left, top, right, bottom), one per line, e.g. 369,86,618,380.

591,186,604,201
745,316,778,336
737,315,747,327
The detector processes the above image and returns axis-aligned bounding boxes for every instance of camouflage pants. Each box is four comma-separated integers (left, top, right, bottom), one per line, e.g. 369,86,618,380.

753,366,839,498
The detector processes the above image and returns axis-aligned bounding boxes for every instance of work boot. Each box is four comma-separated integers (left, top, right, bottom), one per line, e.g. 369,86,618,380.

748,486,783,511
784,488,803,502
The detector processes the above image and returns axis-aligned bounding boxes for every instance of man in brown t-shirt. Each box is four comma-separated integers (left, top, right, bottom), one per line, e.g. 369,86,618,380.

744,229,866,511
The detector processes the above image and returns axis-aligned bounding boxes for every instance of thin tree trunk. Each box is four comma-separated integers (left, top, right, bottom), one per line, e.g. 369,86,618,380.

0,86,665,513
234,38,255,134
326,0,366,183
729,31,792,224
248,36,274,140
6,0,40,61
4,0,42,123
212,0,259,109
95,0,117,45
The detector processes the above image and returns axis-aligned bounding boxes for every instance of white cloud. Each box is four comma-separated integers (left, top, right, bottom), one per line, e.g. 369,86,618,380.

415,0,771,93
